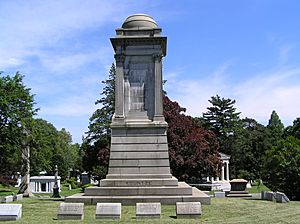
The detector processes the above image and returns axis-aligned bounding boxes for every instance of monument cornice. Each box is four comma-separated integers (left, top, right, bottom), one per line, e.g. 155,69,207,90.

110,37,167,56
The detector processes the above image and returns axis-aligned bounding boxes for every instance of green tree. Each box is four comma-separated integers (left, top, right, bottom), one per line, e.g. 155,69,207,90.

164,96,221,181
267,110,284,146
264,136,300,200
0,72,38,178
285,118,300,140
30,119,57,175
202,95,241,157
82,64,115,181
232,118,271,180
30,119,81,180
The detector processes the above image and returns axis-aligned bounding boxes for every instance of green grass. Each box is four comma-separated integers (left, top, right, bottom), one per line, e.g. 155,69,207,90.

1,184,299,223
0,197,299,223
248,183,271,194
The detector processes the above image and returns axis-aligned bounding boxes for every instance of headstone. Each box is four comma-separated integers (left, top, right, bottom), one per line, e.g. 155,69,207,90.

1,195,13,203
96,203,121,219
261,191,266,200
265,192,275,201
176,202,201,219
0,204,22,221
13,194,23,201
275,192,290,203
227,179,252,197
81,172,90,185
214,192,225,198
136,203,161,219
52,165,61,198
57,203,84,220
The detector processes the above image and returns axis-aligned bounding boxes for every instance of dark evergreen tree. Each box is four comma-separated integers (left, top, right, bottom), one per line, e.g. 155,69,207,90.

82,64,115,181
267,110,284,146
202,95,241,155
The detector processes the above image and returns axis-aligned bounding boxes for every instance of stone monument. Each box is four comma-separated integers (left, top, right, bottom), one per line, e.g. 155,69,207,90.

66,14,210,205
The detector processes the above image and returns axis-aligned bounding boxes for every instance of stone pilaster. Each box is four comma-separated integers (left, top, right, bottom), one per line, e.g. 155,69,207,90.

113,54,125,123
153,54,164,122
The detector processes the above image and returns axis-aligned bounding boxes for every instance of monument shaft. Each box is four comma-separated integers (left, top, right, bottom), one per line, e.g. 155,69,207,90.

67,14,210,204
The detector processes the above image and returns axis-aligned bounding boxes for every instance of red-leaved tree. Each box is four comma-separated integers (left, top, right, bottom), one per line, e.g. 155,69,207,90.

163,96,221,182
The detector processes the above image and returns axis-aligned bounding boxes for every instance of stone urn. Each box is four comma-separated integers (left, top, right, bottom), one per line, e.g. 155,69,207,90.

229,179,248,191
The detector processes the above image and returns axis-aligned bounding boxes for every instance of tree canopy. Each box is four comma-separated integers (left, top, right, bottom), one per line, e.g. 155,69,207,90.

0,72,38,176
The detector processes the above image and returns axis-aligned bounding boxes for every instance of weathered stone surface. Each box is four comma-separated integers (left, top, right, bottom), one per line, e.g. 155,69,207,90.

136,203,161,218
1,195,13,203
66,14,211,205
13,194,23,201
96,203,121,219
214,192,225,198
265,192,275,201
57,203,84,220
0,204,22,221
275,192,290,203
66,187,211,205
176,202,201,219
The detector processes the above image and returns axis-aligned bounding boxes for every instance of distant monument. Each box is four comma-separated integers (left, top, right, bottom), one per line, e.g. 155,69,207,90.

67,14,210,204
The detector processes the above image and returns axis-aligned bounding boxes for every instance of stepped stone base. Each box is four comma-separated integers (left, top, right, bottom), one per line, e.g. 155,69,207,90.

66,122,211,205
226,191,252,197
65,185,210,205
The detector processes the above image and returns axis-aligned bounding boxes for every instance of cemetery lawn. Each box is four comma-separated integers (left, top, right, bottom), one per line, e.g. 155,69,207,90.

0,197,299,223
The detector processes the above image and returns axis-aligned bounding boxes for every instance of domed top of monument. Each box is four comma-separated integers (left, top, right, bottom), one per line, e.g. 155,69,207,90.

122,14,158,29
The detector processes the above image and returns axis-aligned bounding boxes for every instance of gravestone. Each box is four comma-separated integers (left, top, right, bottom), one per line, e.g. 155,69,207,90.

96,203,121,219
13,194,23,201
275,192,290,203
0,204,22,221
176,202,201,219
227,179,252,197
214,192,225,198
136,203,161,219
57,203,84,220
1,195,13,203
66,14,210,205
265,192,275,201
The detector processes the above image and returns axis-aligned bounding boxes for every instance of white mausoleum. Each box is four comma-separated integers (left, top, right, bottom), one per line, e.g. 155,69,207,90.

30,176,61,193
207,152,231,191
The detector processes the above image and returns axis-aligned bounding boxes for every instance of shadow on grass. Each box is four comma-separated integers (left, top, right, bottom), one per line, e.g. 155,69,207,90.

170,215,177,219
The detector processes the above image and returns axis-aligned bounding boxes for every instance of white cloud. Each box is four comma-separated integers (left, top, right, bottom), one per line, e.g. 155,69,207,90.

279,45,294,65
167,64,300,126
39,96,98,117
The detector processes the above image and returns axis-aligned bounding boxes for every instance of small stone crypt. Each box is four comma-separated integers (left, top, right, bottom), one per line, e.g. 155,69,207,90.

66,14,210,205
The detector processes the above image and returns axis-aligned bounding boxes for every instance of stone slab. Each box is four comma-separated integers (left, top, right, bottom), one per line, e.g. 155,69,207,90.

111,136,167,144
100,177,178,187
85,182,193,196
109,159,170,167
111,143,168,151
1,195,13,203
57,203,84,220
96,203,121,219
0,204,22,221
176,202,201,219
13,194,23,201
265,192,275,201
214,192,225,198
109,151,169,159
66,187,211,205
108,166,171,175
275,192,290,203
136,203,160,218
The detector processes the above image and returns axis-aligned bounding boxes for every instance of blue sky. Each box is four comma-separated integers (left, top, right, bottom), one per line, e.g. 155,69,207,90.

1,0,300,143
